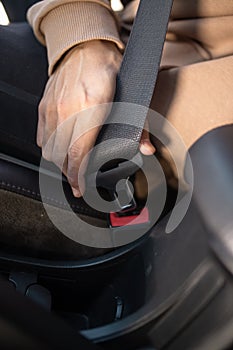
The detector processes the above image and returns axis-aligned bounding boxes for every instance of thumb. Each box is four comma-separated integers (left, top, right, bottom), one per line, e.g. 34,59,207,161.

139,121,156,156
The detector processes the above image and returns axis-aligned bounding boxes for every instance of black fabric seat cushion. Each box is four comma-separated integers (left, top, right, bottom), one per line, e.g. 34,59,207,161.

0,189,109,260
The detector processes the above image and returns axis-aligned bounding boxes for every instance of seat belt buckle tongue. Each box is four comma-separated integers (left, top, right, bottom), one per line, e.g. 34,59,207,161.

94,155,149,228
95,154,143,192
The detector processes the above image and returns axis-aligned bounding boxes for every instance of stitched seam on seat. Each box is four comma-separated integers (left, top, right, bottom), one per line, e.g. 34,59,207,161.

0,180,81,210
0,181,106,219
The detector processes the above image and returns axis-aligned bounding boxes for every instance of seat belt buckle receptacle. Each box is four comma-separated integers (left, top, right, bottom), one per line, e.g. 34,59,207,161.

109,207,150,228
97,155,150,229
88,154,150,229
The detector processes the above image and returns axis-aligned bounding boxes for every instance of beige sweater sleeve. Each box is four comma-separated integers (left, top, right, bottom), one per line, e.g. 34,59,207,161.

27,0,124,75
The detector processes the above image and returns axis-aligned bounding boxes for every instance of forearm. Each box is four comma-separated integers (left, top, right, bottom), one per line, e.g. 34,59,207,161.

27,0,124,74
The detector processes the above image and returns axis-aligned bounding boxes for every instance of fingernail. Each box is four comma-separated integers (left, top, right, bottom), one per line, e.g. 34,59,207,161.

140,140,156,155
72,187,81,198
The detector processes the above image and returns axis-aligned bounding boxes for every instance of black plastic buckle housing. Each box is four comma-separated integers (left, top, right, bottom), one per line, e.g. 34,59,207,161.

87,153,143,212
87,153,151,229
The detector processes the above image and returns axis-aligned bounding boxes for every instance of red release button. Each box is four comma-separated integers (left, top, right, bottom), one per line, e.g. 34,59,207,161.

110,207,149,228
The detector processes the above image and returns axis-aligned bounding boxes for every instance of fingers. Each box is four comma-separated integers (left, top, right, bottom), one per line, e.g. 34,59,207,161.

37,101,45,148
139,122,156,156
65,104,111,197
67,116,156,198
66,132,97,197
37,41,122,198
37,80,59,155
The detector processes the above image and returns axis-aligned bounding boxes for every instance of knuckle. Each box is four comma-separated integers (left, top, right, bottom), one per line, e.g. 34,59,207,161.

40,102,55,117
40,99,57,117
68,143,82,161
46,105,56,116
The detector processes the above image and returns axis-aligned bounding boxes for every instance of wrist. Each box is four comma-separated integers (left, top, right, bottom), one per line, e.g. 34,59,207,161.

37,2,124,75
56,40,122,73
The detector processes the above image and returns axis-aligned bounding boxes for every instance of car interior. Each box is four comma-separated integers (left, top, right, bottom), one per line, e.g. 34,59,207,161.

0,1,233,349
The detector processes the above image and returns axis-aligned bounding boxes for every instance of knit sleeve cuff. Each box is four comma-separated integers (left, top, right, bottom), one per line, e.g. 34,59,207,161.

28,2,124,75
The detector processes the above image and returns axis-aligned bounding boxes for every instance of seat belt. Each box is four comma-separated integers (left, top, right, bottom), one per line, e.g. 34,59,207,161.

88,0,174,202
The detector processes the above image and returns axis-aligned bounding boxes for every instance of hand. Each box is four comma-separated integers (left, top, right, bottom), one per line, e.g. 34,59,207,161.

37,40,155,197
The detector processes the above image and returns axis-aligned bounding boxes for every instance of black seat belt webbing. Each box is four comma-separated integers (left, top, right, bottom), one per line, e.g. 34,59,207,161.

89,0,174,172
